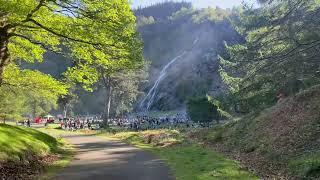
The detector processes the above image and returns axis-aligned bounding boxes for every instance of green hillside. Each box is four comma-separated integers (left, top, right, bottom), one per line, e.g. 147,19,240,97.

193,85,320,179
0,124,71,179
0,124,61,161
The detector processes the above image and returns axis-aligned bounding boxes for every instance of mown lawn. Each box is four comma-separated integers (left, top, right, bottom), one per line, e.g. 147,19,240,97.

99,129,258,180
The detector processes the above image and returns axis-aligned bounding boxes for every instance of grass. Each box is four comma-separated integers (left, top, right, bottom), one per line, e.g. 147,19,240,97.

0,123,74,179
288,152,320,179
0,123,60,161
98,129,258,180
189,85,320,179
38,123,95,137
39,138,74,180
156,144,256,180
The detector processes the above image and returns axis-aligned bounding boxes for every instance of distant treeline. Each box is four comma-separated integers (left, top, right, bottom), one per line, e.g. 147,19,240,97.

134,1,192,21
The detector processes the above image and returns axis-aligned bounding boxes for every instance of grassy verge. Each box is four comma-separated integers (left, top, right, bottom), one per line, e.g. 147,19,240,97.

35,124,79,179
98,129,258,180
39,138,74,180
0,124,61,161
0,123,73,179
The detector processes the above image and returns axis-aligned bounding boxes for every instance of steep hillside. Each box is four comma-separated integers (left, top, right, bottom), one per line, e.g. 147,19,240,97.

192,85,320,179
136,4,242,111
0,124,67,179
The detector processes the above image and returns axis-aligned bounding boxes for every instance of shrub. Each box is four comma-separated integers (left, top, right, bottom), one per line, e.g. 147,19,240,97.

187,95,223,124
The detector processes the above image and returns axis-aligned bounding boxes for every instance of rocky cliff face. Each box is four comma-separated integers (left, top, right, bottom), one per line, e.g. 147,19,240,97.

137,7,242,111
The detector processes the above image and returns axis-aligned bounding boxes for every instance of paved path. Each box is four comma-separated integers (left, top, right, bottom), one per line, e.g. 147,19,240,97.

54,135,173,180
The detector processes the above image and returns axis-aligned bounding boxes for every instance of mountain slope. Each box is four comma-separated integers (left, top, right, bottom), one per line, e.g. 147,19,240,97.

193,85,320,179
136,4,242,111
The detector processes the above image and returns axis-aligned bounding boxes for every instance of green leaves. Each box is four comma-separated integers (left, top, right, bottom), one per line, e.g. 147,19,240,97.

220,0,320,111
0,0,143,118
0,64,68,119
192,7,230,24
2,0,141,87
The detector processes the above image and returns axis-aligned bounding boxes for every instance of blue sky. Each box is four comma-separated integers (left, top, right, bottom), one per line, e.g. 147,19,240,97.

131,0,249,9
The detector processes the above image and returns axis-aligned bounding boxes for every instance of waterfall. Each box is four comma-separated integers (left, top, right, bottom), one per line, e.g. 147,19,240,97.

139,38,199,111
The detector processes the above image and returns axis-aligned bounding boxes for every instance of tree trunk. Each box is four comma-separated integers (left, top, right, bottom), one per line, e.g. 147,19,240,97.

106,85,112,120
63,104,68,118
0,28,10,86
102,76,114,127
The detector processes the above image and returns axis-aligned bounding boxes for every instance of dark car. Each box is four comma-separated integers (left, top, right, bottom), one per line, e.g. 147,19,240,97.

46,118,55,123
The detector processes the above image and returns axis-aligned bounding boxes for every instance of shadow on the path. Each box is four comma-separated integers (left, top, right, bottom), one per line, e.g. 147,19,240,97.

54,135,173,180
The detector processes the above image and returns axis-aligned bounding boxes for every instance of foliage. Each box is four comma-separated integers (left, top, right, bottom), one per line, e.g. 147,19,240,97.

0,64,68,119
110,66,149,116
1,0,140,88
219,0,320,111
187,96,220,124
288,152,320,179
192,7,231,24
134,1,192,21
0,89,26,121
169,7,195,21
202,85,320,179
99,129,258,180
136,16,155,27
1,0,143,118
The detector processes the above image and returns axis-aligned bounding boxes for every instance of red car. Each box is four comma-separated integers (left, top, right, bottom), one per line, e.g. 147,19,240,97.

34,117,42,123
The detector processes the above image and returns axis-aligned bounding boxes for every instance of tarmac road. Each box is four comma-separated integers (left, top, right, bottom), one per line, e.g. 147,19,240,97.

54,135,173,180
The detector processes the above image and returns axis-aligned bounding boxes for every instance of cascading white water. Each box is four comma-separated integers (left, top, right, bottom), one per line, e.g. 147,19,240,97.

140,38,199,111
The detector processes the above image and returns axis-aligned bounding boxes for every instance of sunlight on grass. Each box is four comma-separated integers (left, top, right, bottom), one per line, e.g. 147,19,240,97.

0,124,74,179
40,138,74,180
38,124,95,137
0,124,59,161
99,129,258,180
38,125,258,179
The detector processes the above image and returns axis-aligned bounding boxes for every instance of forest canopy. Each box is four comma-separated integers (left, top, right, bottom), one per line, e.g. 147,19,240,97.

0,0,143,120
219,0,320,111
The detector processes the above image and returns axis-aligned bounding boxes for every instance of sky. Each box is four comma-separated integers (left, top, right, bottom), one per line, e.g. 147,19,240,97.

131,0,248,9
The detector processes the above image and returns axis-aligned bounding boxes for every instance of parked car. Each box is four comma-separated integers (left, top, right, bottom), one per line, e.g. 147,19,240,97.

46,117,55,123
34,117,42,123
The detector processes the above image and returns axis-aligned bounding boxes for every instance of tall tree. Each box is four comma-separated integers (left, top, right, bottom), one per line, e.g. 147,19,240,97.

109,66,148,117
0,64,68,121
219,0,320,111
89,49,144,124
0,0,139,86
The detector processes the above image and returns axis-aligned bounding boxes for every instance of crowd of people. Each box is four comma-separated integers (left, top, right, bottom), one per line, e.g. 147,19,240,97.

108,113,196,131
19,113,215,131
57,113,195,131
55,112,219,131
18,119,31,127
59,116,102,131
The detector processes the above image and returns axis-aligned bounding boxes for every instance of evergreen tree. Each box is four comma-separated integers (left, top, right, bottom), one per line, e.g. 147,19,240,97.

219,0,320,111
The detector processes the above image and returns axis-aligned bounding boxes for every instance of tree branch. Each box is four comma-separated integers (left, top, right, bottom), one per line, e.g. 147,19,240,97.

9,33,68,56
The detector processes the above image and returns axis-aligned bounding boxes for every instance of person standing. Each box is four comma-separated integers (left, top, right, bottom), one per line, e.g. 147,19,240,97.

27,119,31,127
